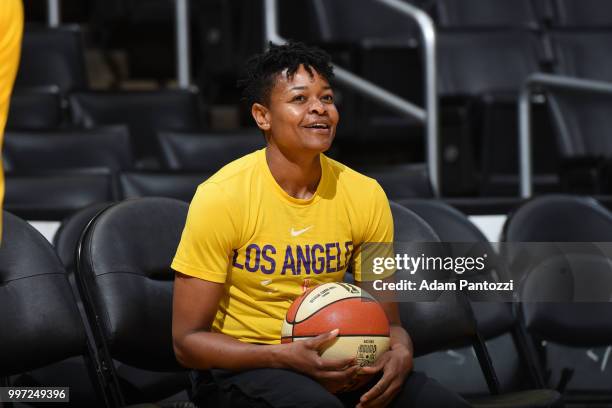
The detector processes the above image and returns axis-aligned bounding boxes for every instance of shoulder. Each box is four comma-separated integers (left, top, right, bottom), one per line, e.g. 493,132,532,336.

189,150,261,214
205,149,261,186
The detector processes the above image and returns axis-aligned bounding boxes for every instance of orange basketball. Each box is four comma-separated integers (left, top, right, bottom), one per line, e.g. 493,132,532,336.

282,282,390,376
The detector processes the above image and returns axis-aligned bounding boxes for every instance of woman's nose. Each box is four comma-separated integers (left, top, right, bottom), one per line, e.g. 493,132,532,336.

309,99,326,114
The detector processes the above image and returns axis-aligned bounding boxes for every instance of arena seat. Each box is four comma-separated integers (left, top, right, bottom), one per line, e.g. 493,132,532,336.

69,90,203,163
4,169,118,220
119,172,207,202
6,86,64,130
0,211,115,407
551,0,612,27
16,25,88,93
503,195,612,401
157,130,263,171
434,0,541,29
4,127,133,172
388,202,556,405
396,282,561,405
398,199,544,395
75,198,191,405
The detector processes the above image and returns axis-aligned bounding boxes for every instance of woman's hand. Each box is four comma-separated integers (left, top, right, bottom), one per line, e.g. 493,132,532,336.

356,343,413,408
279,329,361,393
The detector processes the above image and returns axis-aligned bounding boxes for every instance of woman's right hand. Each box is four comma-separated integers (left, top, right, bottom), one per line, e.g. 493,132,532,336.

279,329,360,393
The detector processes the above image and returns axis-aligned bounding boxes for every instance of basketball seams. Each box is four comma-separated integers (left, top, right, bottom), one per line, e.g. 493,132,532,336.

293,296,373,324
286,285,316,324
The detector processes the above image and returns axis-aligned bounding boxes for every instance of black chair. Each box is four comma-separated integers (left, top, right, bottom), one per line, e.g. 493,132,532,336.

551,0,612,28
4,127,133,172
6,86,64,130
16,25,88,93
157,130,263,171
119,172,208,202
361,164,433,200
75,198,191,406
386,202,561,406
435,0,541,29
398,199,546,395
5,169,119,220
69,90,202,162
0,211,115,407
503,195,612,401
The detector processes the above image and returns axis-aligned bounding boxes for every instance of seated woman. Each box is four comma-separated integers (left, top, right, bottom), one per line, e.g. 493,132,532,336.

172,42,469,408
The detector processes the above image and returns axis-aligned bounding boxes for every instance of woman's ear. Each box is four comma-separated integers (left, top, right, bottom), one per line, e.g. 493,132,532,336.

251,103,271,131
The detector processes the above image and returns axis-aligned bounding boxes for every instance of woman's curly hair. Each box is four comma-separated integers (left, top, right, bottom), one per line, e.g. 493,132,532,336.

237,41,334,107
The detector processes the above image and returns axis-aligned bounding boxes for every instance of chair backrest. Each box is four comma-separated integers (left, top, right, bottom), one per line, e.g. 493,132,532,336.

436,0,539,28
550,31,612,82
157,130,264,171
438,30,543,96
4,127,133,172
76,198,189,371
520,254,612,346
0,211,87,375
552,0,612,27
398,199,489,242
389,202,480,356
547,88,612,158
54,202,113,275
5,169,118,220
119,172,208,202
69,90,202,160
505,196,612,348
6,86,63,131
16,25,88,93
503,195,612,242
362,165,433,200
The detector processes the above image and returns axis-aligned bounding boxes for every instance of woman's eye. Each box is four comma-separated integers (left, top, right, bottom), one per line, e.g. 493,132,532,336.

292,95,306,102
322,95,334,103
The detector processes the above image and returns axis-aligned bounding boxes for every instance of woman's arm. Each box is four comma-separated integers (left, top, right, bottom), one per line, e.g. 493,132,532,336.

172,272,360,390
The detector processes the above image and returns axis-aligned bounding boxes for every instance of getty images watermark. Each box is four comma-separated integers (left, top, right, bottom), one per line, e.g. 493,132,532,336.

358,242,612,303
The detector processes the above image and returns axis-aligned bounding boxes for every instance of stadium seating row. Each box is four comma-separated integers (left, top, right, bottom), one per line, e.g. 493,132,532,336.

4,194,612,406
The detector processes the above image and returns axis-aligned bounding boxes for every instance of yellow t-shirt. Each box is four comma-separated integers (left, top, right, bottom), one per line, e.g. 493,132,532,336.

172,148,393,344
0,0,24,239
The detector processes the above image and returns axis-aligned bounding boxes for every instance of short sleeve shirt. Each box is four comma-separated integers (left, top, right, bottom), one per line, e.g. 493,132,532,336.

172,149,394,344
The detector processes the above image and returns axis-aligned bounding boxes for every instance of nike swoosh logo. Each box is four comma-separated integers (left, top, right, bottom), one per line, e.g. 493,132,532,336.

290,226,313,237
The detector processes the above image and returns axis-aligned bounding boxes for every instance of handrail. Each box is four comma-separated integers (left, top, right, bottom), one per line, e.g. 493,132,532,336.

175,0,191,88
519,73,612,198
264,0,440,197
47,0,61,27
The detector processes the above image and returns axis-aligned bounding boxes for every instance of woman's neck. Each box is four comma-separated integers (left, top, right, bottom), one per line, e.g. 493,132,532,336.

265,145,322,200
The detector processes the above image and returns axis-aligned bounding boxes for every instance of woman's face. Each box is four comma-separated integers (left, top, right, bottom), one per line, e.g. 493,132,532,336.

253,64,339,155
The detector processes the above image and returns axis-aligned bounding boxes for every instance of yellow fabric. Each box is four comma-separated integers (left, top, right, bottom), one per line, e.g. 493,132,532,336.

172,148,394,344
0,0,24,241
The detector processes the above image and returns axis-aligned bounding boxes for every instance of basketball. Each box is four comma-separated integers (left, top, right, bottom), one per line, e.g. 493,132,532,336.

281,282,390,368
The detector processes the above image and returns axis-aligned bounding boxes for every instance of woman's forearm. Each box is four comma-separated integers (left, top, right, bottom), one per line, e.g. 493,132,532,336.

174,330,287,371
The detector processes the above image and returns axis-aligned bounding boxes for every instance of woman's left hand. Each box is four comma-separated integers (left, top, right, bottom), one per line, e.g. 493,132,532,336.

355,343,413,408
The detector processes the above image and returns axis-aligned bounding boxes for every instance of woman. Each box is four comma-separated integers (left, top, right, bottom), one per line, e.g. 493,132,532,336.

172,42,469,407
